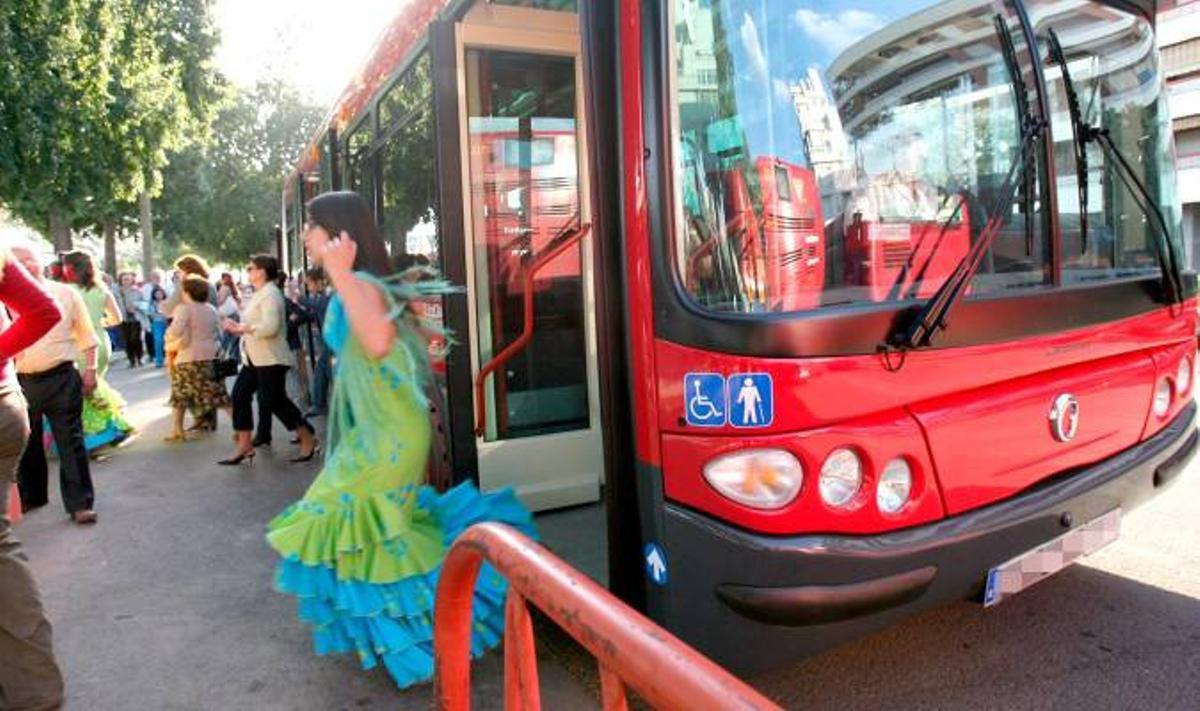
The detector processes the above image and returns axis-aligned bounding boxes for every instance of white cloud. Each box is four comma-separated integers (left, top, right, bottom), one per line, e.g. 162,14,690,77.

792,8,885,57
739,12,770,85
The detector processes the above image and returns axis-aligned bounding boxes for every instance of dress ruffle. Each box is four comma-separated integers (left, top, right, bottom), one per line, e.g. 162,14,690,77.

267,482,535,688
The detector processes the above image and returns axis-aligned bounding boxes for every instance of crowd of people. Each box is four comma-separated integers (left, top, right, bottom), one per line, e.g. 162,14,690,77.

0,191,535,708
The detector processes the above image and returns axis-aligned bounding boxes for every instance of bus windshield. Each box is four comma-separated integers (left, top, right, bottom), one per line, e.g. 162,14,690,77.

669,0,1183,315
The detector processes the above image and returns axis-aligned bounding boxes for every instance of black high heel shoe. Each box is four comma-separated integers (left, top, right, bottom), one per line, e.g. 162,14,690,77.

218,449,256,466
290,441,321,463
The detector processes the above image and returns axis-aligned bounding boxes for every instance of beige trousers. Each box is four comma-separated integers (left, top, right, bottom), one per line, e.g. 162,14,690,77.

0,389,64,711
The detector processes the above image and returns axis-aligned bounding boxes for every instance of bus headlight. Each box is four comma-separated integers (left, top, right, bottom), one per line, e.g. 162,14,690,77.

703,449,803,510
1153,377,1172,418
820,448,862,508
876,458,913,514
1176,357,1192,396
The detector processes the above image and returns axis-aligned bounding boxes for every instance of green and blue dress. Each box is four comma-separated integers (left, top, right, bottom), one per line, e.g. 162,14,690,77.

266,273,534,688
72,285,134,451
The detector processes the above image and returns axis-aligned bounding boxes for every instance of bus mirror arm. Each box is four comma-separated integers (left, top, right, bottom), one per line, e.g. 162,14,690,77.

474,219,592,437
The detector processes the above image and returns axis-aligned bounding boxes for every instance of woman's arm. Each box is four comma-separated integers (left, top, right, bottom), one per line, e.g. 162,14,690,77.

102,290,122,327
165,304,190,344
322,234,396,360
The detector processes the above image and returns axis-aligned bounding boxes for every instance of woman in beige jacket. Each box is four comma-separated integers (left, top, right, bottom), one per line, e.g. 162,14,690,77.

164,275,231,442
218,255,316,464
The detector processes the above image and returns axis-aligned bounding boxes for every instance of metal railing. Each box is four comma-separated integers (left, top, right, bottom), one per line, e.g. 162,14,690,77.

434,522,781,710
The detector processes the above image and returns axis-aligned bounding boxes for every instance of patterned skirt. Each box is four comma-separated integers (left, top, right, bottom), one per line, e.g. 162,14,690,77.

169,360,231,414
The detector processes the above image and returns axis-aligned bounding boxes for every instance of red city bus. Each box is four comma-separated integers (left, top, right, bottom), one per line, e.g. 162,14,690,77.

282,0,1196,675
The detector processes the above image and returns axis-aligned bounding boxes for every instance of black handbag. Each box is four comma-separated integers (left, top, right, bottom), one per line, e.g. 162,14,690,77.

214,340,240,379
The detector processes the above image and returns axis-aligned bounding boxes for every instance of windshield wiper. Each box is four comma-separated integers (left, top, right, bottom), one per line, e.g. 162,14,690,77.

893,15,1046,351
1045,27,1183,304
996,13,1037,258
895,116,1046,350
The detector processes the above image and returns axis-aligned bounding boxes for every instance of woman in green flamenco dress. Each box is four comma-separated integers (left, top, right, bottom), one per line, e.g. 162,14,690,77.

59,252,134,451
266,191,535,688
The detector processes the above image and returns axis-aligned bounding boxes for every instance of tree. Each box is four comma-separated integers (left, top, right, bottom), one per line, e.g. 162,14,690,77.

0,1,117,249
155,79,322,262
0,0,222,259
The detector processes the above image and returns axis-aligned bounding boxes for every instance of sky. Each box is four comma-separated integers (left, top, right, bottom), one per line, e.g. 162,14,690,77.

213,0,405,105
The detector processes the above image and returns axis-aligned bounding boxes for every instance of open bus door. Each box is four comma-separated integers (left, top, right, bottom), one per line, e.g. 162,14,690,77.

450,5,605,514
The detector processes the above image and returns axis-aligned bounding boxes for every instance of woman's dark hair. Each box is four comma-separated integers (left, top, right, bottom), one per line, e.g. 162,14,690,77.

250,254,280,283
59,251,98,289
151,285,167,301
306,191,392,277
181,274,210,303
174,254,210,279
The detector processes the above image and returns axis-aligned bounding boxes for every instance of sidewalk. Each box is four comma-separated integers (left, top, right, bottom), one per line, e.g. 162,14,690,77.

16,363,596,710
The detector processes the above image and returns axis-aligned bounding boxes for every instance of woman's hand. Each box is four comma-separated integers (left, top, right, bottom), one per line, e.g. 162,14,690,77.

221,318,243,334
321,232,358,282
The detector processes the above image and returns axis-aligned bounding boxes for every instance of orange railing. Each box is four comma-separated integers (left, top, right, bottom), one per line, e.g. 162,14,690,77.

434,523,781,711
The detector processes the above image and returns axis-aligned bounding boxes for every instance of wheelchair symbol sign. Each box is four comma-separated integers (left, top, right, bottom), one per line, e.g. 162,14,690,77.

684,373,726,427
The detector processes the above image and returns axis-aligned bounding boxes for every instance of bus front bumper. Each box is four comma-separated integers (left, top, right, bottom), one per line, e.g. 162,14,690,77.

656,402,1197,676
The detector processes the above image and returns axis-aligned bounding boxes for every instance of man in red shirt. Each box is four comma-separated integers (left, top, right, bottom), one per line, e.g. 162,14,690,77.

0,244,66,710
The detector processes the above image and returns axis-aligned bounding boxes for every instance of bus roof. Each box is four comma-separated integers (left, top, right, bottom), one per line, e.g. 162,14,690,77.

283,0,1159,198
286,0,454,193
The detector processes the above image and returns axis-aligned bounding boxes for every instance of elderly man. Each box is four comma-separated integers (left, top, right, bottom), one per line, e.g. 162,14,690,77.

11,243,99,524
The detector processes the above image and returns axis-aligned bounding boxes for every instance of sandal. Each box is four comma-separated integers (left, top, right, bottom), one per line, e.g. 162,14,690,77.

163,433,188,443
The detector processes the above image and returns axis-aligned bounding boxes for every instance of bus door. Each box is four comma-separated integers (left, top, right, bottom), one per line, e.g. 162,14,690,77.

455,5,604,511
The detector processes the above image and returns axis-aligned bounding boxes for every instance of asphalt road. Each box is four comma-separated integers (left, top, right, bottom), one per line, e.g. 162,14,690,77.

14,363,1200,710
750,442,1200,709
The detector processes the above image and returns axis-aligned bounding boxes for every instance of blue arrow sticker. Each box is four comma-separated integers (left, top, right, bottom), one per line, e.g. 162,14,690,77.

644,542,669,586
684,373,727,427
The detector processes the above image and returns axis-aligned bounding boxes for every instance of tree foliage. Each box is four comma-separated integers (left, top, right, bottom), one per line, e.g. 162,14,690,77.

0,0,223,245
155,79,322,262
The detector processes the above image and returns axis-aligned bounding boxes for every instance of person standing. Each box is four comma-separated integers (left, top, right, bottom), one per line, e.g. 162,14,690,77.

59,251,134,451
0,244,66,711
161,255,218,431
11,245,99,524
301,268,332,417
147,286,169,368
265,191,533,688
218,255,317,465
164,276,231,442
117,272,145,367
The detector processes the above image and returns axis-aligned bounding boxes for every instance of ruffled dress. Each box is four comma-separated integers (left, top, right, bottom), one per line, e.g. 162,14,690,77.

266,272,535,688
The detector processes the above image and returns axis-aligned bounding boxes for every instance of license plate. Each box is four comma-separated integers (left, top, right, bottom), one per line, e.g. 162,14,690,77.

983,508,1121,607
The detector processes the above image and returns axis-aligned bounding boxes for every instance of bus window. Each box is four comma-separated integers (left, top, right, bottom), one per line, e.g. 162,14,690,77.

1031,1,1186,284
670,0,1051,312
377,53,439,265
343,117,376,215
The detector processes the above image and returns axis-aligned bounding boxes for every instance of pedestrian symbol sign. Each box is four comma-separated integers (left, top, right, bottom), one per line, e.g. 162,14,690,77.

644,542,668,586
728,373,773,428
684,373,726,427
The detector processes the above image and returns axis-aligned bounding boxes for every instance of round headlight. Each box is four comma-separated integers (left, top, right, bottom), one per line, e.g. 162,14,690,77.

1176,357,1192,396
703,449,803,510
819,448,862,508
876,458,913,514
1153,377,1173,418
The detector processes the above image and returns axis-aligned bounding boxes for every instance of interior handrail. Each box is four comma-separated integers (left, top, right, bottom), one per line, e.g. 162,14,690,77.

474,219,591,437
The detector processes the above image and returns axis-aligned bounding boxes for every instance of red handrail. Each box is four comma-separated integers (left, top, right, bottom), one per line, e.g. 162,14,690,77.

434,523,782,710
474,222,591,436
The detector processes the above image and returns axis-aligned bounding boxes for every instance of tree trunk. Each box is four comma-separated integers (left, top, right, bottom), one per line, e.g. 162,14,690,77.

48,211,71,252
138,191,154,278
103,220,118,276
